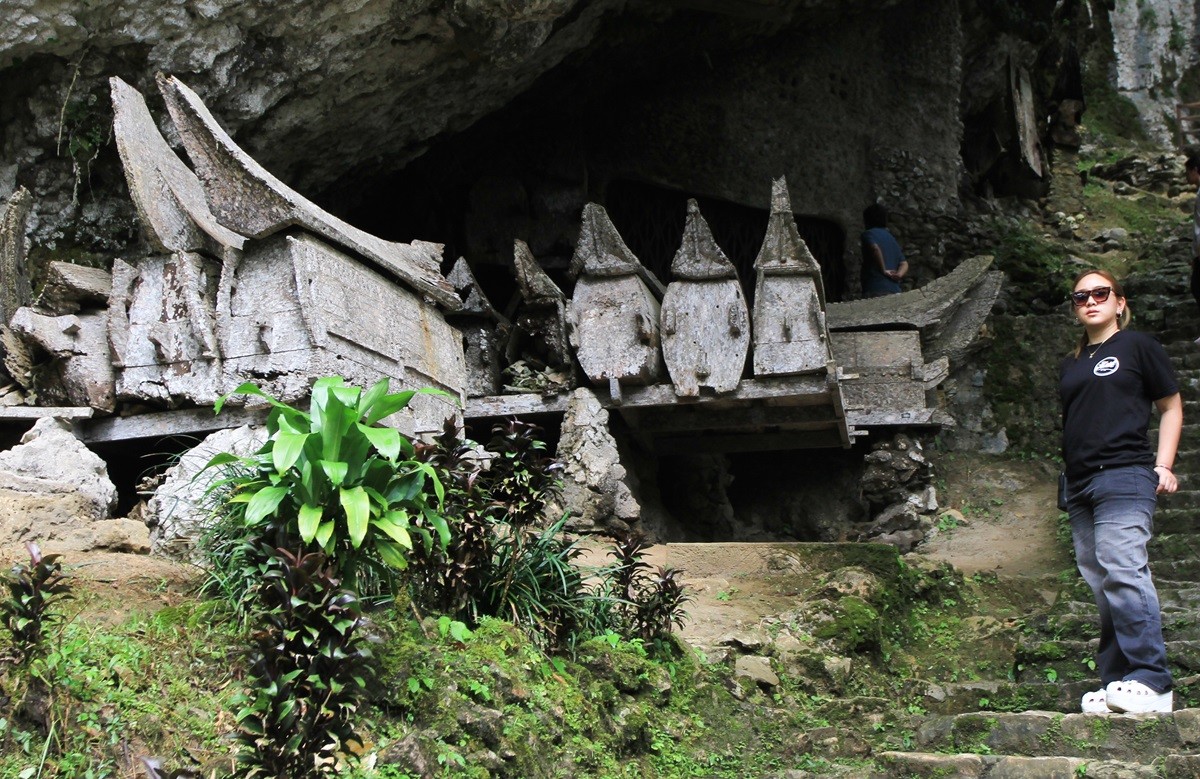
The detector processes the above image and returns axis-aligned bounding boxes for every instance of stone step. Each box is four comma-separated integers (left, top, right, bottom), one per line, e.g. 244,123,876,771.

870,751,1177,778
1029,608,1200,643
1152,557,1200,580
922,675,1200,717
920,679,1093,715
1150,534,1200,560
1151,508,1200,535
1015,640,1200,685
1051,578,1200,608
914,708,1200,762
1157,490,1200,510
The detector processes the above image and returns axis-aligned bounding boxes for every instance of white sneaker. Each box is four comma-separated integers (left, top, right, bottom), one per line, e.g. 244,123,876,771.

1105,680,1173,713
1081,688,1108,714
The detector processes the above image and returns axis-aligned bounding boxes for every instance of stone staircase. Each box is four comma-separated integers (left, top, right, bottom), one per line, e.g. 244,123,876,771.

861,277,1200,778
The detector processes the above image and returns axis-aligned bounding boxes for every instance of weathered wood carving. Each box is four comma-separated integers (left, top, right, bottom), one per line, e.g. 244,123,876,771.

660,200,749,397
752,177,832,377
446,257,509,397
510,239,573,379
568,203,664,402
157,75,458,309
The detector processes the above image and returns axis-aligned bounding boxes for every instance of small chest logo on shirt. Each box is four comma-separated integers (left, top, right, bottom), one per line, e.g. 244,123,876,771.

1093,356,1120,376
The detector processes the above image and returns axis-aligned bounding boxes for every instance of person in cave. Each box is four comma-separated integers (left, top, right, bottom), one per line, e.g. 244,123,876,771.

1060,269,1181,715
860,203,908,297
1186,148,1200,331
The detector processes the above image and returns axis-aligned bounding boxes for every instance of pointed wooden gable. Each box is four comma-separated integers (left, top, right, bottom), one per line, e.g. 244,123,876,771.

660,200,750,397
752,178,832,376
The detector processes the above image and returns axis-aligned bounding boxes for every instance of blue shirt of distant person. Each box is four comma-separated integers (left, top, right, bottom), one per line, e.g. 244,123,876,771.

861,203,908,297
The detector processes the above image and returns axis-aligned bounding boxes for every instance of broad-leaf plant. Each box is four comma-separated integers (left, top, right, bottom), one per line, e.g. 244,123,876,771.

206,377,450,597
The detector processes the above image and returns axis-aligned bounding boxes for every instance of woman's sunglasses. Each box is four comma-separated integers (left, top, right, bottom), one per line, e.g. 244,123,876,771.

1070,286,1112,306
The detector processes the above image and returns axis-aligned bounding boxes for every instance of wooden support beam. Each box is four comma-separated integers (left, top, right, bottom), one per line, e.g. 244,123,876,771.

75,406,268,444
0,406,94,421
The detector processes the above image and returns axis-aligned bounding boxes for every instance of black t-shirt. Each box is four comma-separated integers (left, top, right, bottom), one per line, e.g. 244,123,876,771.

1059,330,1178,479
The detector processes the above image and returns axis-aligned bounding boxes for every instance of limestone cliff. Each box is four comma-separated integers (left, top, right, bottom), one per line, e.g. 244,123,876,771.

0,0,1174,296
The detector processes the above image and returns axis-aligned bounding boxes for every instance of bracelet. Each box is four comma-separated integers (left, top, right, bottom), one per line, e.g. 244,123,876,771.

1155,464,1173,471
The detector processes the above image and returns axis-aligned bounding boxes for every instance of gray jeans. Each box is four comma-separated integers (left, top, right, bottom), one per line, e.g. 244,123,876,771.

1066,464,1172,692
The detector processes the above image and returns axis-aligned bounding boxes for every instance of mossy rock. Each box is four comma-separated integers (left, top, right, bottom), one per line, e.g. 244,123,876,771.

813,596,883,653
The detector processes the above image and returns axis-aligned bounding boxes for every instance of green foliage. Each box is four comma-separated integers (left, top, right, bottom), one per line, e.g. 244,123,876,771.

987,219,1070,303
0,594,237,778
234,548,372,778
202,377,449,607
480,419,562,529
406,420,493,619
1,542,72,665
814,596,882,653
1081,80,1149,144
602,535,692,644
408,420,598,650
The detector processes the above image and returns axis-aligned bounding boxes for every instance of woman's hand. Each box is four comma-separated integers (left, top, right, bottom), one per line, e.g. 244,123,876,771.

1154,465,1178,494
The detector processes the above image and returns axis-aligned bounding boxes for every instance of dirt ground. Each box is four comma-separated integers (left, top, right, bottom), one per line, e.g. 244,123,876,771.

597,454,1072,651
6,454,1070,650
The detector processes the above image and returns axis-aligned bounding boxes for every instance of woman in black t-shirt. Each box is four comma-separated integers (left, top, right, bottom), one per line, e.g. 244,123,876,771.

1060,270,1182,715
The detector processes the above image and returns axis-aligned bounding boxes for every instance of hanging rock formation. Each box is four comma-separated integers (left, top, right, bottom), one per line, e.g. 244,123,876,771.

551,388,642,537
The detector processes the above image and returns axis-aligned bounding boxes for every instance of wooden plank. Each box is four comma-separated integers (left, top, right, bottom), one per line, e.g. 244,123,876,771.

847,409,937,427
465,393,571,418
631,405,842,435
465,374,835,418
0,406,95,421
75,405,268,443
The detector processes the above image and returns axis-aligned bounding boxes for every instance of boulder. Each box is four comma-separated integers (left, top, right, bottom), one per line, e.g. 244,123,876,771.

0,417,116,516
146,425,267,560
733,655,780,691
0,417,118,550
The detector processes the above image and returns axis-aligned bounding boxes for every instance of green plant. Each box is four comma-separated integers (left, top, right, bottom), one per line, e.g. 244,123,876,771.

597,534,693,645
477,515,593,650
477,419,563,530
234,548,372,778
1,542,72,664
202,377,448,607
406,420,492,619
634,566,691,643
408,420,596,650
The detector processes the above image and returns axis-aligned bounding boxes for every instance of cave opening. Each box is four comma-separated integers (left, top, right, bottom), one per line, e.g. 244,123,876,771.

653,447,865,543
92,435,204,519
330,10,851,309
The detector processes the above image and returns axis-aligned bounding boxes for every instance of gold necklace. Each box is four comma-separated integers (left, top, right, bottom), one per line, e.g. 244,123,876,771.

1088,332,1115,358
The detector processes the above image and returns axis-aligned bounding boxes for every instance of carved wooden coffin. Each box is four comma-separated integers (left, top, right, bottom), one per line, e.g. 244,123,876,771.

660,200,749,397
832,331,947,425
110,253,222,406
222,232,466,436
568,204,664,399
446,257,508,397
752,178,831,377
511,239,572,372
